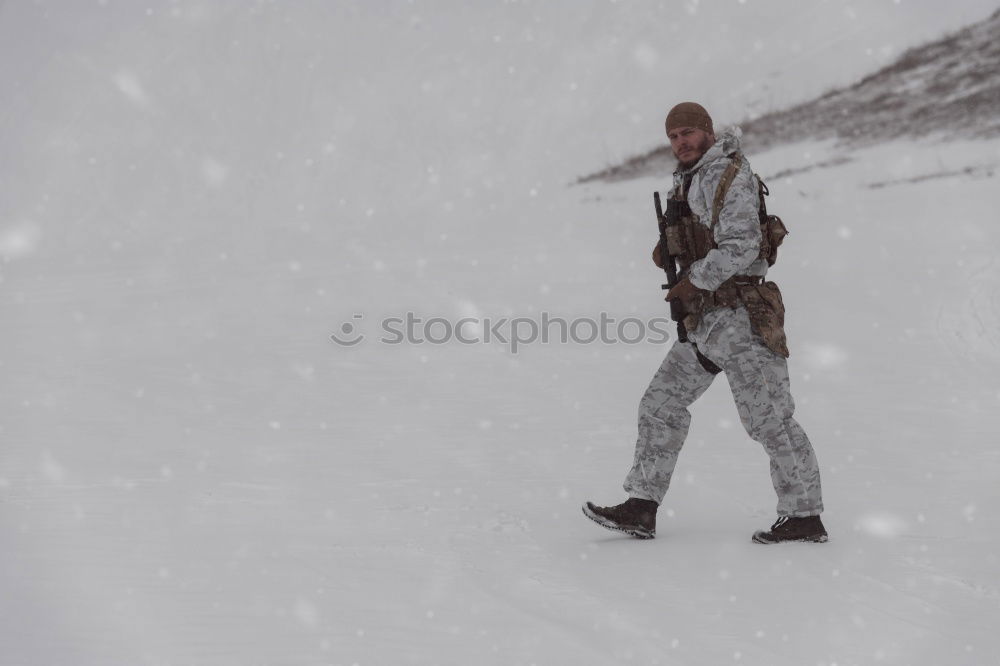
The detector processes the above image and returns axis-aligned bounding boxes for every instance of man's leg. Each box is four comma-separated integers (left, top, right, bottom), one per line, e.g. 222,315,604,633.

702,309,824,517
623,339,717,504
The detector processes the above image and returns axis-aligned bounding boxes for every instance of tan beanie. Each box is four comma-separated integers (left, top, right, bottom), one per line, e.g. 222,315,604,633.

665,102,714,134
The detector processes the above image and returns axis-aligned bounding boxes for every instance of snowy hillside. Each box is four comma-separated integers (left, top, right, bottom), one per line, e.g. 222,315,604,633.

2,2,1000,666
579,7,1000,183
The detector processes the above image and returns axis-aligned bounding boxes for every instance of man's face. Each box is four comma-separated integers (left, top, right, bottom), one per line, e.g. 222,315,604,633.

667,127,715,168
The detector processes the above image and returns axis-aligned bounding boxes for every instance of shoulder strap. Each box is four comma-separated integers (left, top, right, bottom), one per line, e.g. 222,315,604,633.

711,152,743,228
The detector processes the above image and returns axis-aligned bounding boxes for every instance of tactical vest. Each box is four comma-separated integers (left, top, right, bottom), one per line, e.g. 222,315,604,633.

666,152,791,358
665,152,787,273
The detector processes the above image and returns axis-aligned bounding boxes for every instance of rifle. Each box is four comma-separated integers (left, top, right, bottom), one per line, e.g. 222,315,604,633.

653,191,688,342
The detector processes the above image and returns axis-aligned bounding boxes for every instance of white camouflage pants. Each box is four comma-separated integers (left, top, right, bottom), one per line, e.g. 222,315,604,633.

624,306,824,517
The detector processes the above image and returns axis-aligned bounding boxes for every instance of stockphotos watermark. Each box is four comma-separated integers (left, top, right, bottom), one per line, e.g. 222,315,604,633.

330,312,673,353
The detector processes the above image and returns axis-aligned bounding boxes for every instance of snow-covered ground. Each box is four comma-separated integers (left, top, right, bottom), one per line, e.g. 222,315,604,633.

2,2,999,665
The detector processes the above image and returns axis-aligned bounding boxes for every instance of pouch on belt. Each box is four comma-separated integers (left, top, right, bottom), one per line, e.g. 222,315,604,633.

737,281,789,358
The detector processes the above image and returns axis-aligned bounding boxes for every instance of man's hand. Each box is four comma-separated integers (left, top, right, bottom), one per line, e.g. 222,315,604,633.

652,242,665,269
665,277,703,303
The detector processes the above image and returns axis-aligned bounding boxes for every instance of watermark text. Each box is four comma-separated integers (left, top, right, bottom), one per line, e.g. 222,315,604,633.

330,312,673,353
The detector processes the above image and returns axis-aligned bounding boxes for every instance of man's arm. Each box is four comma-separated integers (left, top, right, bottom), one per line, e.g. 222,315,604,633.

686,160,761,292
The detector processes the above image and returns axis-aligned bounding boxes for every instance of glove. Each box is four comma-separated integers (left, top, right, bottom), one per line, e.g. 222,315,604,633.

665,277,704,304
652,242,665,269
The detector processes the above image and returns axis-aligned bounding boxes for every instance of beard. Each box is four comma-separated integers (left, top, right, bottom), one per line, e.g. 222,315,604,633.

675,133,715,169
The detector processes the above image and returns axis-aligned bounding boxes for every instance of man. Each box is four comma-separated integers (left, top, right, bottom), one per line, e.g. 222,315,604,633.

583,102,827,544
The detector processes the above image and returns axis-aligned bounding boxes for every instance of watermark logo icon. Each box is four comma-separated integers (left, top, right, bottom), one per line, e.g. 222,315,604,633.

329,313,365,346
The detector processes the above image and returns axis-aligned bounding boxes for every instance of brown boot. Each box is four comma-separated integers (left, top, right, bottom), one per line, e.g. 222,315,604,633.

582,498,657,539
752,515,828,544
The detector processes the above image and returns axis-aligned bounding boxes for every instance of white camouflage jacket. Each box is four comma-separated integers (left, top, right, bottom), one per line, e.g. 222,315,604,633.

670,127,767,292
